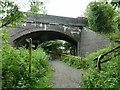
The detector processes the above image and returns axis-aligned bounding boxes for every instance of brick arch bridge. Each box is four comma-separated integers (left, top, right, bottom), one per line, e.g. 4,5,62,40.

8,14,110,56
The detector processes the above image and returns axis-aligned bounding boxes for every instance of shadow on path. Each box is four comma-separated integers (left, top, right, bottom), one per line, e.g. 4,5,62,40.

50,59,86,88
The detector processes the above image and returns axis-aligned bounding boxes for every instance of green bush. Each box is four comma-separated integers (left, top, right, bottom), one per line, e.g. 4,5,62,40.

2,44,28,88
32,48,52,88
61,45,113,69
2,44,52,88
106,31,120,41
61,43,120,88
85,1,118,34
61,55,87,69
82,55,119,88
1,30,52,88
83,46,112,68
82,46,120,88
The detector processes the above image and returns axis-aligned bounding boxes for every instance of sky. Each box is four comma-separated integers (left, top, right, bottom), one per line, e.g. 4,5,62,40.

45,0,94,17
11,0,95,18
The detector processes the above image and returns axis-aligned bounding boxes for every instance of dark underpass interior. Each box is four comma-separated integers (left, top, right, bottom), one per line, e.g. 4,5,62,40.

13,31,77,49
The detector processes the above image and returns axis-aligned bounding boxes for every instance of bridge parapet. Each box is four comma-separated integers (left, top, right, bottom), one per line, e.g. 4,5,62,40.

9,21,82,42
25,14,88,27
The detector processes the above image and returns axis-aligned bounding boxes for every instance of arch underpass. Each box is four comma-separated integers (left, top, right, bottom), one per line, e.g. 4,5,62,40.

8,14,110,56
9,22,80,55
13,30,77,49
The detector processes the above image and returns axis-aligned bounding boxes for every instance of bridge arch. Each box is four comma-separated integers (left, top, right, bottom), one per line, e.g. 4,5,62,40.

13,30,78,48
12,30,78,55
8,14,110,56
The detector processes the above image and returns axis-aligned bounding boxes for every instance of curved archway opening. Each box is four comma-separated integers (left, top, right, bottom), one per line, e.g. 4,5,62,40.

13,31,78,55
38,39,77,59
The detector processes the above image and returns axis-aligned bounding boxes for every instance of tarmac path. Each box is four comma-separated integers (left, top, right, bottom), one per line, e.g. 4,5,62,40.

50,60,86,88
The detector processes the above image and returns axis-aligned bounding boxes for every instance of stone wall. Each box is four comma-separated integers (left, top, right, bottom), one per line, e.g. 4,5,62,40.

25,14,88,27
79,28,110,57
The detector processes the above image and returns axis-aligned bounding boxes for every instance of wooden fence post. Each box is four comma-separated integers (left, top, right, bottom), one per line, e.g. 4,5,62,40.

29,38,32,75
26,38,32,76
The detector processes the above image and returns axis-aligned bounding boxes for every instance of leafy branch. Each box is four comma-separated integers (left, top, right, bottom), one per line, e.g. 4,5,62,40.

0,1,24,28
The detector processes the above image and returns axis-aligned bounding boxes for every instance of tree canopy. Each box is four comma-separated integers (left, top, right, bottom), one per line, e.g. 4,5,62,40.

28,1,47,15
0,1,24,28
0,0,46,28
85,1,118,34
38,40,64,53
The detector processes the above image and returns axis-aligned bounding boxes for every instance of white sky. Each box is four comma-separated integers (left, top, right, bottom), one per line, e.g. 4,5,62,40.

45,0,94,17
11,0,95,18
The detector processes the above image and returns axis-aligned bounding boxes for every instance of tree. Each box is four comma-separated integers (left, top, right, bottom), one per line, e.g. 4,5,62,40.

0,1,24,28
38,40,64,54
28,1,47,15
38,40,76,55
63,42,76,55
110,0,120,30
85,1,118,34
0,0,46,28
110,0,120,8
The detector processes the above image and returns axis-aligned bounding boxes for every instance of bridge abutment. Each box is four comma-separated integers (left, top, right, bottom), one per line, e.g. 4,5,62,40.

78,28,110,57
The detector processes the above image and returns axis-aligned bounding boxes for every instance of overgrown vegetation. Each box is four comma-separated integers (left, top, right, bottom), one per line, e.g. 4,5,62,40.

1,30,52,88
38,40,76,60
38,40,64,54
61,44,114,69
28,1,46,15
0,1,24,28
0,0,52,88
61,43,120,88
85,1,120,41
80,1,120,88
85,1,118,33
0,0,46,28
82,47,120,88
61,55,87,69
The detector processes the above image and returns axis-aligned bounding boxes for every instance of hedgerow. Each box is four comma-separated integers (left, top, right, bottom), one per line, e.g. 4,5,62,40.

1,30,52,88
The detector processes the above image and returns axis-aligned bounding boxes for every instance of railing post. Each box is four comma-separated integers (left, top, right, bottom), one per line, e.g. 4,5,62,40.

94,46,120,71
97,55,102,71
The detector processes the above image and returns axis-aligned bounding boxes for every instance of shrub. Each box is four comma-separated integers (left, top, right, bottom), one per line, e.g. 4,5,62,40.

83,46,112,68
2,44,52,88
61,55,87,69
82,46,120,88
1,30,52,88
82,55,119,88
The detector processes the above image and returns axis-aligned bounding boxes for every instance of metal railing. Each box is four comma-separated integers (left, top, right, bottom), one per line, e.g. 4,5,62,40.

93,45,120,71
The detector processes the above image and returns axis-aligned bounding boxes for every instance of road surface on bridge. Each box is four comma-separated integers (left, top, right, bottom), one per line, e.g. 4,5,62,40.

50,60,86,88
